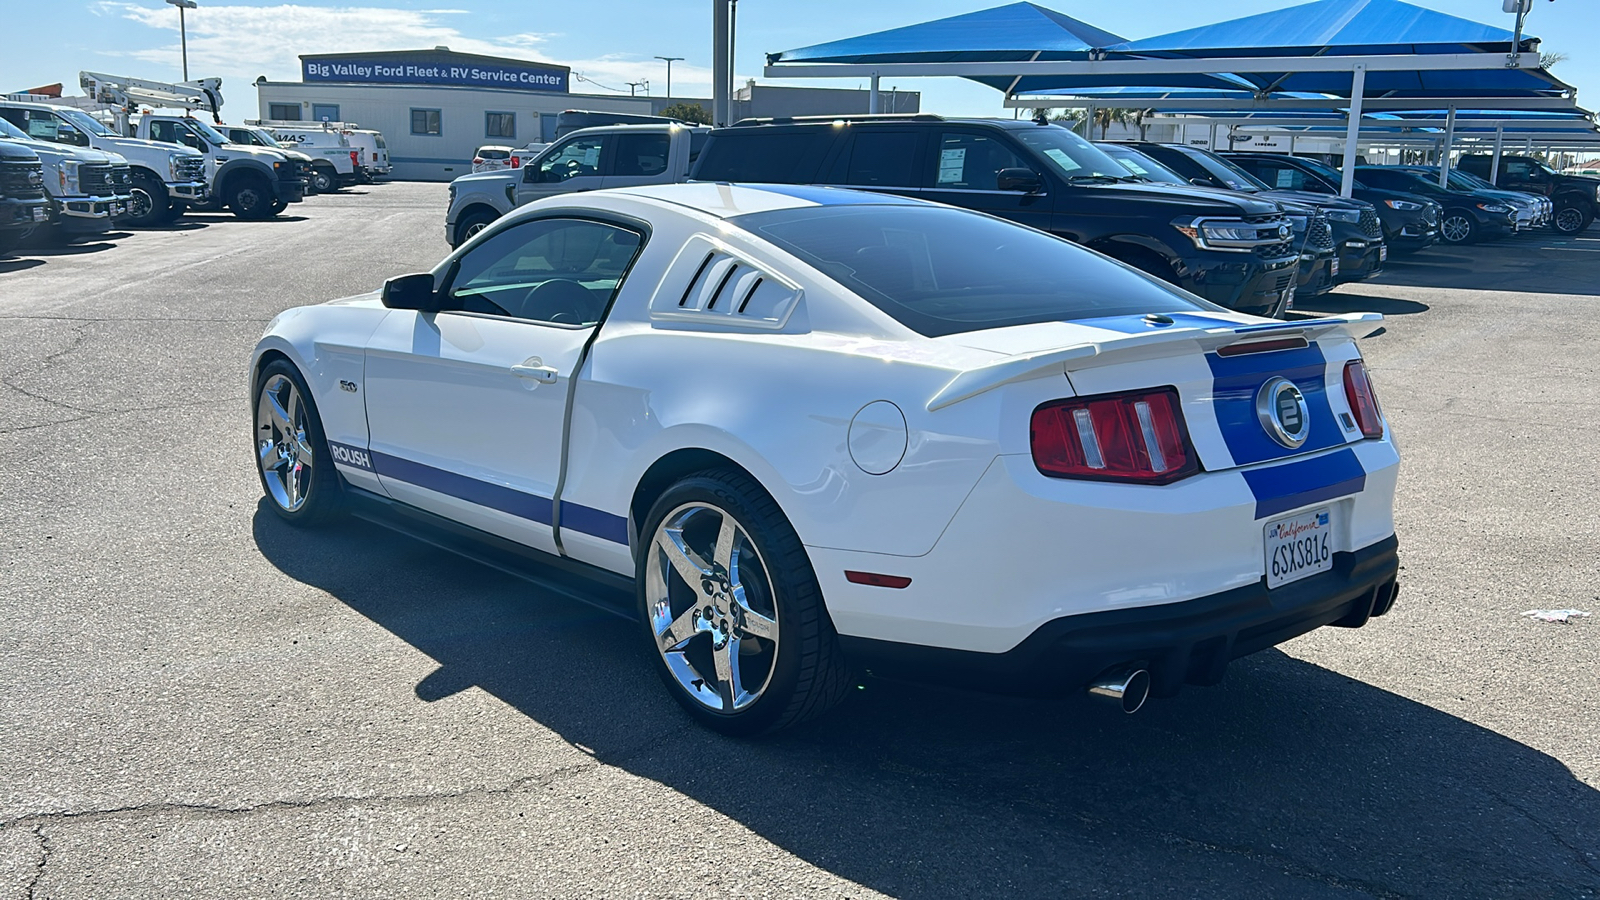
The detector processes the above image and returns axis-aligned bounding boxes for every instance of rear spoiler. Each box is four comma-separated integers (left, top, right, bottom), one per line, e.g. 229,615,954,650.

927,313,1382,412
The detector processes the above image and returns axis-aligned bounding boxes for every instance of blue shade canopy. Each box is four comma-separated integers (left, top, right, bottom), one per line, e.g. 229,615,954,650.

1100,0,1567,98
768,2,1124,65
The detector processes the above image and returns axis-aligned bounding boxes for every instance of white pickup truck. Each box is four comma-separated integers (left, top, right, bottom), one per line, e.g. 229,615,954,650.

0,114,131,244
444,123,708,247
250,121,364,191
0,99,208,226
129,114,306,219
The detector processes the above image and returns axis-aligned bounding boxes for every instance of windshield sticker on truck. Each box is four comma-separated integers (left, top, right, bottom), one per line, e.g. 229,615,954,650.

1041,148,1082,173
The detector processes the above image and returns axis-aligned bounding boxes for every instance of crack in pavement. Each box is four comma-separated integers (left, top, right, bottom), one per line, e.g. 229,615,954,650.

1483,786,1600,880
25,824,48,900
0,760,607,835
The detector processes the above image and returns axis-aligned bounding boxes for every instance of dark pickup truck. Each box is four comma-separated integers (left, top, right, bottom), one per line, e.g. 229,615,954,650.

691,115,1301,317
0,140,49,256
1455,153,1599,235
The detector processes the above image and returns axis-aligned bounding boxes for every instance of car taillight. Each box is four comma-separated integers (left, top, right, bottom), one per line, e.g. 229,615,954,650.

350,151,359,166
510,156,521,168
1342,360,1384,439
1030,387,1199,484
473,157,484,165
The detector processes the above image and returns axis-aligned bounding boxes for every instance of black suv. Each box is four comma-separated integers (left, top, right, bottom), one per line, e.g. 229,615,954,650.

1456,153,1599,234
1097,141,1339,302
1354,166,1516,245
1219,152,1441,255
691,115,1301,317
1125,143,1392,285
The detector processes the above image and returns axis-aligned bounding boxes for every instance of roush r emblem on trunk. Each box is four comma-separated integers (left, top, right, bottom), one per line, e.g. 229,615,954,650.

1256,376,1310,449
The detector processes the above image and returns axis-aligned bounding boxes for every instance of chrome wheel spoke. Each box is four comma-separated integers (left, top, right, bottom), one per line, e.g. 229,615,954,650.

712,636,743,710
259,439,286,471
655,603,703,654
733,590,778,640
658,531,715,598
286,461,303,506
713,514,737,570
292,434,315,465
267,392,293,433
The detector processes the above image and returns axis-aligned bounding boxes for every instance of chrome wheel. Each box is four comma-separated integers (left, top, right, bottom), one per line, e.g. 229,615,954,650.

1555,207,1587,234
1440,214,1473,244
646,502,780,713
255,373,316,512
463,220,489,240
127,187,154,221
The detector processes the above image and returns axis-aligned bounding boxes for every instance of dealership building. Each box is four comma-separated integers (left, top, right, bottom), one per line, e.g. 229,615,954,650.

254,49,915,181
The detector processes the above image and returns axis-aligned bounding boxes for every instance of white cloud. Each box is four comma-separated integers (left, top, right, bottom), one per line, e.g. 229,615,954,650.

97,2,717,101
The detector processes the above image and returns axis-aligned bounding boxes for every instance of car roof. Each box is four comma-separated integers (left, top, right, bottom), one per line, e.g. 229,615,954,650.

614,182,930,219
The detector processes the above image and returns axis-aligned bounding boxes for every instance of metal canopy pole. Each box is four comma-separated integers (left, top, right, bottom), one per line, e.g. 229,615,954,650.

1491,126,1505,181
869,73,880,113
712,0,731,126
1439,105,1457,187
1339,64,1366,198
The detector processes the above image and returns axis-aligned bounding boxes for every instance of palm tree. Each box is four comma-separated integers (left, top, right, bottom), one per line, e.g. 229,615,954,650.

1095,107,1135,140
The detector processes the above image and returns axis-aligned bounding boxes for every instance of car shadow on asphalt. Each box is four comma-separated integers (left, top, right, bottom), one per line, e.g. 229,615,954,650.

25,240,119,257
0,257,46,273
1294,293,1430,317
252,504,1600,898
1367,234,1600,295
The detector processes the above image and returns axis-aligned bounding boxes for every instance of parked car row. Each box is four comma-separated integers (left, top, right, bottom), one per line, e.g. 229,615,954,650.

0,100,388,257
443,113,1586,321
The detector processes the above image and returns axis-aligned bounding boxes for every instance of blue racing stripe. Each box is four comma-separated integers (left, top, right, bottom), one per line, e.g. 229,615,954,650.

368,450,628,543
1208,342,1345,466
1242,448,1366,520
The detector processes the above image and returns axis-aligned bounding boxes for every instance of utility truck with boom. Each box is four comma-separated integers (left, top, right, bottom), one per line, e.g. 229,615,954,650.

79,72,305,219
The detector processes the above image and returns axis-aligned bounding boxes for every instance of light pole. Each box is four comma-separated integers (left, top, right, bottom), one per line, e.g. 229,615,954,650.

626,80,646,97
654,56,683,100
166,0,198,81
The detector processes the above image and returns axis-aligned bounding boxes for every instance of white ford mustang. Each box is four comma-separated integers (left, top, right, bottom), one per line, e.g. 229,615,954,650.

251,182,1400,733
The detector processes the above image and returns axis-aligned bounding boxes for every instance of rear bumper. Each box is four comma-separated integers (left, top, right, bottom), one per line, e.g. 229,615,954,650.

840,535,1399,698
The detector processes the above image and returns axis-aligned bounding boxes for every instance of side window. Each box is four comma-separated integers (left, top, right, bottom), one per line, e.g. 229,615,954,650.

445,218,645,326
267,103,301,121
536,136,606,183
410,109,441,136
930,132,1027,190
1264,165,1310,191
176,125,208,152
24,110,60,141
1504,159,1533,178
612,132,670,177
833,131,920,187
149,120,178,144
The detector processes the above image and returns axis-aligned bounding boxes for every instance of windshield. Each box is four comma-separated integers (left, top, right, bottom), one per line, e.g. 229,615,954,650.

1293,156,1368,192
1012,126,1135,182
183,119,231,145
247,127,284,148
1181,149,1269,192
731,204,1208,337
1097,144,1187,184
55,108,116,138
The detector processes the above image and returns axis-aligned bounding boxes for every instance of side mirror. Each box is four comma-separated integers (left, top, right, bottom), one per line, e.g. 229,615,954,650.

1190,177,1211,187
382,273,441,311
997,167,1043,193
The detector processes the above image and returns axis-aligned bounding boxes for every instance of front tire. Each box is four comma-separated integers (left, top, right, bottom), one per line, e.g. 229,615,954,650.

253,359,344,526
126,171,169,227
229,176,277,220
1440,210,1477,244
638,470,854,735
1553,204,1593,235
453,210,497,247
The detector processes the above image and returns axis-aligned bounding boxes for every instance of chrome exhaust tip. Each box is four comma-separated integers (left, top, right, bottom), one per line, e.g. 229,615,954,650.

1088,667,1151,714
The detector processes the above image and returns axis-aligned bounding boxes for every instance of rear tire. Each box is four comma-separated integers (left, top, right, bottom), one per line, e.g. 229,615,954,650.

311,166,336,193
252,359,345,526
637,469,854,735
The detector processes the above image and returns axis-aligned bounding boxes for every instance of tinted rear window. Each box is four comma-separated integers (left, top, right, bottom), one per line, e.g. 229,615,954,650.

731,205,1207,337
692,131,831,183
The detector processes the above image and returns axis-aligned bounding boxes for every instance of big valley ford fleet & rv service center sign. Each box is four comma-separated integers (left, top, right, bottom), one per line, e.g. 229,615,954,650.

301,54,569,93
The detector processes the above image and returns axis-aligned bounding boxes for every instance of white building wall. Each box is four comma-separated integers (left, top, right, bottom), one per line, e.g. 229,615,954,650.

254,81,653,181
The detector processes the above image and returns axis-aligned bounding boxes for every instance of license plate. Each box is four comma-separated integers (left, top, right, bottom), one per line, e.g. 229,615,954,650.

1378,246,1388,262
31,208,47,222
1329,258,1340,276
1282,281,1296,310
1265,507,1336,589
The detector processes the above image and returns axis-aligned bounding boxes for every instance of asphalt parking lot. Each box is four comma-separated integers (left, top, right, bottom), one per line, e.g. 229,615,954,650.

2,183,1597,899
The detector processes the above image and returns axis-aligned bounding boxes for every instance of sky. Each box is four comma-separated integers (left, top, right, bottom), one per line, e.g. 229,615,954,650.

2,0,1595,120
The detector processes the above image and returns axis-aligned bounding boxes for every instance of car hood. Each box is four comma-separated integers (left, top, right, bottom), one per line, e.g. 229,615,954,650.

3,137,117,165
97,135,204,157
0,139,40,162
452,170,518,188
1255,189,1371,211
1354,187,1436,208
325,290,385,308
1094,181,1282,217
219,143,290,163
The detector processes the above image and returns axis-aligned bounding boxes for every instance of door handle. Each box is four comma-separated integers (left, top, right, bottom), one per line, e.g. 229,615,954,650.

510,364,559,384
